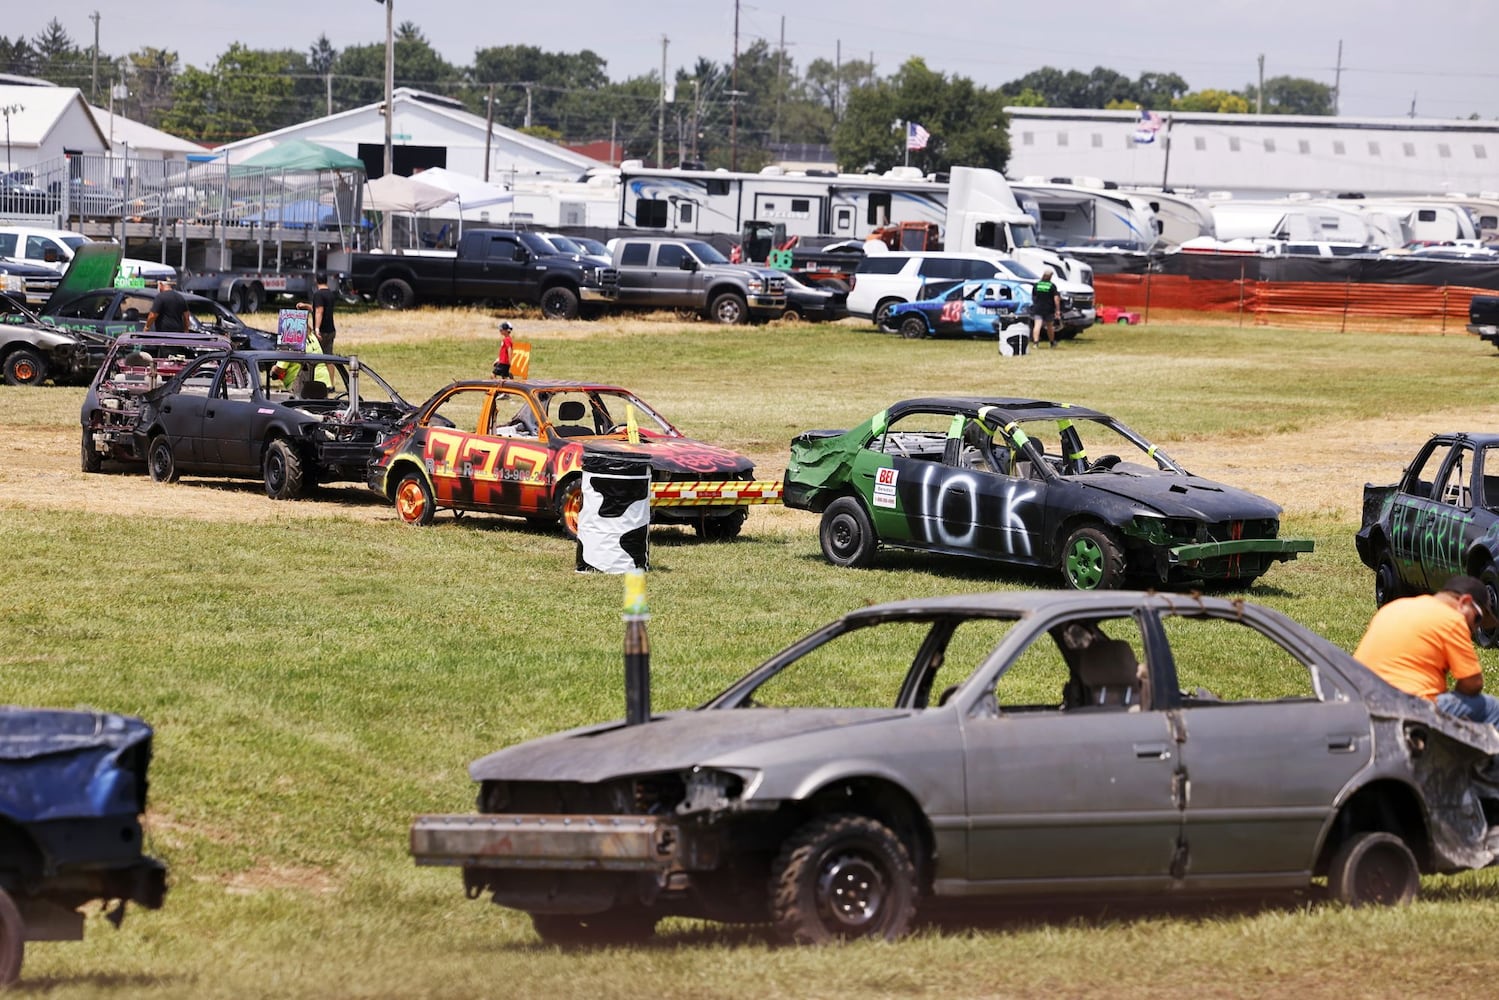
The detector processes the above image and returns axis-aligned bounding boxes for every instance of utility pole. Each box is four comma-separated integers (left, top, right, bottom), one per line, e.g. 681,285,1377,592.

1409,93,1418,118
834,40,841,122
325,73,333,117
89,11,100,102
657,36,668,168
730,0,740,170
1256,54,1265,114
773,16,785,145
1332,39,1343,116
1160,115,1175,190
523,83,533,129
691,79,700,162
378,0,394,251
483,83,495,181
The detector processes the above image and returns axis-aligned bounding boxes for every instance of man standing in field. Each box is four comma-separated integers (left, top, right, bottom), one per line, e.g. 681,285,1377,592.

1030,270,1061,349
1354,574,1499,725
146,278,193,333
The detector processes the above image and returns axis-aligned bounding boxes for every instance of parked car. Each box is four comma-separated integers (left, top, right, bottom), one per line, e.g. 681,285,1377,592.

784,396,1313,589
1099,305,1142,325
42,287,275,351
81,331,234,471
0,171,48,214
369,379,756,538
0,291,95,386
1468,294,1499,350
0,226,175,283
882,278,1032,340
0,257,61,306
847,251,1095,335
1,705,168,986
779,271,849,323
1355,432,1499,642
597,236,787,325
137,351,412,499
410,589,1499,946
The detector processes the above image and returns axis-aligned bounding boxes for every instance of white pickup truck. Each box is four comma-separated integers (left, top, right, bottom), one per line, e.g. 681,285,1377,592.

0,226,175,284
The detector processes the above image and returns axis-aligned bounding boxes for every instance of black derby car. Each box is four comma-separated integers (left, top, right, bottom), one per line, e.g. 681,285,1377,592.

784,397,1312,589
136,350,412,499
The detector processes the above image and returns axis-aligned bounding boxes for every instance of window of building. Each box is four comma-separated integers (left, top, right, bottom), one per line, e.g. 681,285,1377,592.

1228,137,1241,152
1263,138,1276,153
1403,142,1416,157
1194,137,1206,151
1022,131,1034,145
1057,133,1069,147
1298,140,1310,154
1091,133,1103,148
1368,141,1381,156
1333,141,1346,155
1438,143,1452,159
1476,145,1489,160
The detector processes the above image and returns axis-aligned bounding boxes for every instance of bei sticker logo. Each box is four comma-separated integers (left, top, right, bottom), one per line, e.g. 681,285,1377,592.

876,467,898,487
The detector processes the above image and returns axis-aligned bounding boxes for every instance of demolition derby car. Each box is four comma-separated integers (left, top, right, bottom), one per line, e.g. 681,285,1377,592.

882,278,1034,340
411,590,1499,945
783,397,1312,589
80,331,233,471
136,350,412,499
369,379,755,538
1,706,167,986
1355,432,1499,642
0,291,101,387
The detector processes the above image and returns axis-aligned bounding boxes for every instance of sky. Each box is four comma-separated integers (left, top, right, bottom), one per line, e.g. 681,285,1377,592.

15,0,1498,121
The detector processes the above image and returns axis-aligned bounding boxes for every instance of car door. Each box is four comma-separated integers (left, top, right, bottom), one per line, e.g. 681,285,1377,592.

848,410,949,547
202,358,261,472
650,243,695,309
961,612,1182,888
1152,609,1372,885
1385,438,1454,582
612,241,655,305
154,356,225,469
1416,442,1481,590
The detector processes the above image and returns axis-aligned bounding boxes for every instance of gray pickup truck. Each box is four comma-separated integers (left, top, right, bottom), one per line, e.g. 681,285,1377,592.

600,236,787,324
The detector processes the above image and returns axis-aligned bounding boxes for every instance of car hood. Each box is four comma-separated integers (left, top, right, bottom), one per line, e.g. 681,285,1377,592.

0,706,153,821
469,708,908,783
1077,471,1282,519
579,437,755,477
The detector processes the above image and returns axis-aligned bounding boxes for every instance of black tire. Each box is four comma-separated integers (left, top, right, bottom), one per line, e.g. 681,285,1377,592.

1478,564,1499,649
540,285,581,320
81,427,103,473
555,477,583,539
0,887,23,988
147,434,178,483
899,316,928,340
780,307,803,323
228,284,249,314
1373,544,1406,608
263,438,306,500
1060,524,1126,590
393,471,436,525
1116,316,1131,324
819,497,877,568
1327,831,1420,907
696,508,747,541
376,277,415,310
873,299,904,330
769,814,917,945
709,292,748,325
530,907,659,947
3,347,48,387
243,284,263,313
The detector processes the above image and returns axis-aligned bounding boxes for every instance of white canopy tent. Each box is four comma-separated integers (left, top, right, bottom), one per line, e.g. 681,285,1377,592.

411,168,515,235
362,174,457,213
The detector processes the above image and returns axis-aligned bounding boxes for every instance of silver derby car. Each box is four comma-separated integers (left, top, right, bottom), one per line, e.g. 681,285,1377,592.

411,591,1499,946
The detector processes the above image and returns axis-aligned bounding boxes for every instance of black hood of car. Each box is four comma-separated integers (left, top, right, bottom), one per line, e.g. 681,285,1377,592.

1078,471,1282,520
469,708,907,783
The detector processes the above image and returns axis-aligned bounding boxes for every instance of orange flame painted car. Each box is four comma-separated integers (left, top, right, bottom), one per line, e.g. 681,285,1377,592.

368,379,755,538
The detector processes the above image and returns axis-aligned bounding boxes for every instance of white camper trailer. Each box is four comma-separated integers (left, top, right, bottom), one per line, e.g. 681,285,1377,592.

943,167,1092,285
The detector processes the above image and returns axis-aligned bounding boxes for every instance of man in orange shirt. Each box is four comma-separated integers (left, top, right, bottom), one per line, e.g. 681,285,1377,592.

1354,575,1499,725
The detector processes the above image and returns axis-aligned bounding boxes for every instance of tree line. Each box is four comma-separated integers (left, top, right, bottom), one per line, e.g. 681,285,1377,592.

3,18,1343,176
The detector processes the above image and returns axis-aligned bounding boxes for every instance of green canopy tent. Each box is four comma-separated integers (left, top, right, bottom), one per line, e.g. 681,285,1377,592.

223,138,368,272
232,138,366,174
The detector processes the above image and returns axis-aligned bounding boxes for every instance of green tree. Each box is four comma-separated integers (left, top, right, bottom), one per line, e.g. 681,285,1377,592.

122,47,180,128
30,18,91,90
470,45,610,134
803,56,875,124
834,58,1009,174
158,44,306,144
1134,72,1189,110
1174,89,1250,113
0,37,39,78
333,26,460,109
1242,76,1334,115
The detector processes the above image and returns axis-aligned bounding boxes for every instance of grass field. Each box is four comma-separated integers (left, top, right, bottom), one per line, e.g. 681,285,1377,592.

4,313,1499,998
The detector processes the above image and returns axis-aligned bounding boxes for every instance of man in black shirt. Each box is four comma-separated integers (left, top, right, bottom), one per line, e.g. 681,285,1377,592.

146,278,193,333
298,273,338,353
1030,269,1061,349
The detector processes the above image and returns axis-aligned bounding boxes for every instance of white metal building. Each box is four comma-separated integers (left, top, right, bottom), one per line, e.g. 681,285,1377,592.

213,88,604,187
1005,107,1499,198
0,84,108,172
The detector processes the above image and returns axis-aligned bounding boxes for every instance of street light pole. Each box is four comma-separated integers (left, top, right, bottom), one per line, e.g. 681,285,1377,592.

376,0,394,251
0,104,22,174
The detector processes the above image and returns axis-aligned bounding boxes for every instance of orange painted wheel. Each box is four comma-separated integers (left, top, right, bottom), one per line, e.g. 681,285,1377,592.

556,478,583,538
394,472,435,525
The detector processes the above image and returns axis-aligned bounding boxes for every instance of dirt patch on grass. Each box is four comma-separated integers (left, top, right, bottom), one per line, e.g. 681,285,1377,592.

219,862,339,896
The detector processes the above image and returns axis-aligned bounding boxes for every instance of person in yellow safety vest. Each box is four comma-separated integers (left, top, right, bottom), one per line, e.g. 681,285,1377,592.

270,329,334,395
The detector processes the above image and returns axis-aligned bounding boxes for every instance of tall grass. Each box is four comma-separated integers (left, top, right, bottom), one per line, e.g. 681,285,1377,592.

3,316,1499,997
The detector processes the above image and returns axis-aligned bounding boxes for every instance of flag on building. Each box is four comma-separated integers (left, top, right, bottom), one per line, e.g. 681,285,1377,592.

1132,108,1163,144
906,121,930,151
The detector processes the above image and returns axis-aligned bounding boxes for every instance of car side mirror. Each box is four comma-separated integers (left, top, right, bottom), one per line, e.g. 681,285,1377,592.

679,257,698,272
43,250,60,263
512,248,529,262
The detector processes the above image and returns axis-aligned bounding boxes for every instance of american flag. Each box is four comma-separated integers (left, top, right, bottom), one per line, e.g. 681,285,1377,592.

906,121,930,151
1132,108,1163,144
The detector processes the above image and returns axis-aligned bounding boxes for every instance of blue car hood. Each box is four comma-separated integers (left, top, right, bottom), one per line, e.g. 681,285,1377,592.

0,707,153,822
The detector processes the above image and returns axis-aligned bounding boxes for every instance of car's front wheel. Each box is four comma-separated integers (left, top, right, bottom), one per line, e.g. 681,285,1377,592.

3,347,47,387
148,435,179,483
555,477,584,538
263,438,306,500
769,814,917,945
709,292,748,325
540,285,580,320
81,428,103,473
695,508,747,541
1373,544,1406,608
1327,831,1420,907
394,471,435,525
1060,524,1126,590
819,497,877,568
873,299,904,331
899,316,928,340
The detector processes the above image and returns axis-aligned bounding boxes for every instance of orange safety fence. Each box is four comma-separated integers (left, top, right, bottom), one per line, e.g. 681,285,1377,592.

1094,273,1490,329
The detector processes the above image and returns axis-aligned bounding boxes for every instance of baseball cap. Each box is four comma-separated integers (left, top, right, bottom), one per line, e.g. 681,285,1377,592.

1442,575,1498,628
498,321,513,331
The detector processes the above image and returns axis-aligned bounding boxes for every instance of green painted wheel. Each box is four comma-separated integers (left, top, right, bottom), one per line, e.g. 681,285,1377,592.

1061,525,1125,590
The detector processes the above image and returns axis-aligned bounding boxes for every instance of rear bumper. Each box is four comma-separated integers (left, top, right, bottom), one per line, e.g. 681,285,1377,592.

1470,323,1498,343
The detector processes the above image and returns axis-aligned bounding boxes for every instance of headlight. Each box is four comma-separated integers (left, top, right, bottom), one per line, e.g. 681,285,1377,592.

747,277,765,293
678,766,760,815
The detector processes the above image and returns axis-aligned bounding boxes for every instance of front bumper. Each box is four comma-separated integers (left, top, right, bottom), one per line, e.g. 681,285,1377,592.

1469,323,1498,344
747,295,788,317
580,285,616,302
1163,537,1315,580
411,813,690,872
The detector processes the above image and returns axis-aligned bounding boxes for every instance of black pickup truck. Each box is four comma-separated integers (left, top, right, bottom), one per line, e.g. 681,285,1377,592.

337,229,610,318
1470,294,1499,349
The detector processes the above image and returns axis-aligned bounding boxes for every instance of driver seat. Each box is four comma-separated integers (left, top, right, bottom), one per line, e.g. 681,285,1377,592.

1072,639,1143,709
553,399,592,436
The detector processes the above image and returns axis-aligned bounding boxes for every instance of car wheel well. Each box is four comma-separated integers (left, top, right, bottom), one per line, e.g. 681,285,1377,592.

1466,549,1496,579
796,777,935,892
1317,780,1431,877
383,459,426,499
0,819,44,885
